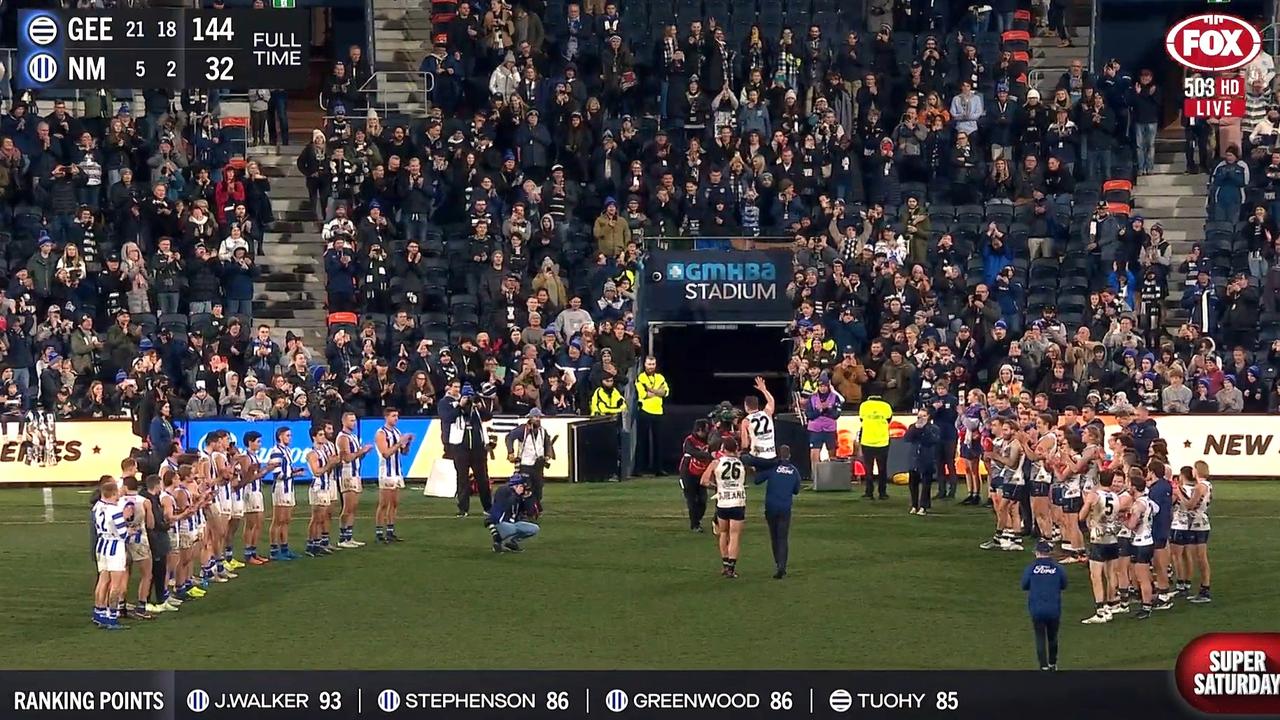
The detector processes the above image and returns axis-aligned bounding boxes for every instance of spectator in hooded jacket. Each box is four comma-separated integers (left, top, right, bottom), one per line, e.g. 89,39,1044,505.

1209,147,1249,222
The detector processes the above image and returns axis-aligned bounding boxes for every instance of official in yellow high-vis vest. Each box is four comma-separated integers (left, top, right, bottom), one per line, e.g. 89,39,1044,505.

590,374,626,416
634,355,670,476
859,395,893,499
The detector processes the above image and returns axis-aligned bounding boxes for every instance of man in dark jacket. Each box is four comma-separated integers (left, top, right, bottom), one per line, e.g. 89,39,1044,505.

903,407,941,514
323,237,358,312
1021,541,1067,670
1128,405,1159,463
485,473,538,553
677,419,714,532
746,445,802,579
185,245,223,315
438,380,493,517
928,378,960,499
1132,69,1162,176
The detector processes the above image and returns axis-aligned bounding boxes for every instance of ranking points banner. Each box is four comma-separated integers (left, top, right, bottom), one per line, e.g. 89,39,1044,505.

0,669,1231,720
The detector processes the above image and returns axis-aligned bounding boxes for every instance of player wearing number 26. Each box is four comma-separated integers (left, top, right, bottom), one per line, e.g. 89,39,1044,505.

701,436,746,579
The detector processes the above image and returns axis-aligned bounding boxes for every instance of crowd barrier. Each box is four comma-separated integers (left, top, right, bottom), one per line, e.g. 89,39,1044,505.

0,416,599,486
819,413,1280,479
7,412,1273,485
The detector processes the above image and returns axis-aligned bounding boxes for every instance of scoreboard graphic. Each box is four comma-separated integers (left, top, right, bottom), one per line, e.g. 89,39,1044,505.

17,9,312,89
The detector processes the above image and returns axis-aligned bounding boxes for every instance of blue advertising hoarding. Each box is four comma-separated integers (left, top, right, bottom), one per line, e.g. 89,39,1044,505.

182,418,437,484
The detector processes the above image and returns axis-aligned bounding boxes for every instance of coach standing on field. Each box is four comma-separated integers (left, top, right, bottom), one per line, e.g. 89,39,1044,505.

139,474,170,610
440,381,493,517
1022,541,1068,670
859,394,893,499
633,356,670,476
746,445,802,579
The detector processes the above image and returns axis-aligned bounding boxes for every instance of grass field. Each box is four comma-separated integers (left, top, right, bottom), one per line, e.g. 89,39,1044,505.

1,479,1276,670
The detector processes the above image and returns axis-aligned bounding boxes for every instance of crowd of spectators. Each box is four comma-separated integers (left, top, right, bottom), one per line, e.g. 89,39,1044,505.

8,0,1280,449
307,0,1277,423
0,84,286,423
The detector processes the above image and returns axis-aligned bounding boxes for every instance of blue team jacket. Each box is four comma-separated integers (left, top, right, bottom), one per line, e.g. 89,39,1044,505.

746,456,801,515
1021,557,1068,619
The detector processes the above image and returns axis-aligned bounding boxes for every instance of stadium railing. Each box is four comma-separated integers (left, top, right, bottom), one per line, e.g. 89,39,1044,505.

641,235,795,252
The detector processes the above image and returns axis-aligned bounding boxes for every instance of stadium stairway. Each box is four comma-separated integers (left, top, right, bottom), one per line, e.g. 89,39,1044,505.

1132,129,1209,331
248,143,329,348
371,0,432,116
1029,17,1089,98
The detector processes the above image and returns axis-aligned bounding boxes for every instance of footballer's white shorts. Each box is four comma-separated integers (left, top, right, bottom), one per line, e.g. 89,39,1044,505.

231,497,245,519
167,529,179,550
97,548,127,573
245,491,265,514
127,536,152,562
273,488,296,508
340,475,362,494
178,531,196,550
308,486,332,508
379,475,405,490
214,495,234,516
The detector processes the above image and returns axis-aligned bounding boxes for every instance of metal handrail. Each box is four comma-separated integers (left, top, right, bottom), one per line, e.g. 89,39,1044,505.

642,235,798,252
364,0,378,108
317,70,434,116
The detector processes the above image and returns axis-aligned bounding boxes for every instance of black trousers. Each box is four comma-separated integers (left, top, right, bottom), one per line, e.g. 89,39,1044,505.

680,474,707,529
863,445,889,496
1048,0,1069,40
1184,123,1211,172
765,510,792,572
634,412,664,475
909,470,934,510
1032,615,1061,667
147,530,170,603
453,447,492,513
938,439,958,495
519,461,546,506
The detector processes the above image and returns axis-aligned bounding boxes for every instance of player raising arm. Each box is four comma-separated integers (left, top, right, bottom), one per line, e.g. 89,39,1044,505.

741,376,777,460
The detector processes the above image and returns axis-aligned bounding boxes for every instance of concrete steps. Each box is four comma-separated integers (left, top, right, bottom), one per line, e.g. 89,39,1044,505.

1132,131,1211,333
372,0,433,116
1030,26,1089,95
245,139,330,348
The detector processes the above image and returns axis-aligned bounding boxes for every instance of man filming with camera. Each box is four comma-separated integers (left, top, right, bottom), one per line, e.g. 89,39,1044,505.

440,380,494,518
505,407,555,515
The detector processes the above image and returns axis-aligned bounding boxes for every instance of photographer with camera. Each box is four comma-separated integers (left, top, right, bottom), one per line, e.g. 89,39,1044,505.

440,380,494,518
505,407,555,513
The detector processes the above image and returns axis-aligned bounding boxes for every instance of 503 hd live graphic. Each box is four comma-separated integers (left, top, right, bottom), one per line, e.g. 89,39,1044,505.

1167,13,1261,120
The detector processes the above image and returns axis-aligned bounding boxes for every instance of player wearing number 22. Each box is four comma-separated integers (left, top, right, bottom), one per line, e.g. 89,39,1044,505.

701,436,746,578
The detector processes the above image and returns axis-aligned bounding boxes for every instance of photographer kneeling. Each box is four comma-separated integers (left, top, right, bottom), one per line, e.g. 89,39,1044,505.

485,474,539,553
